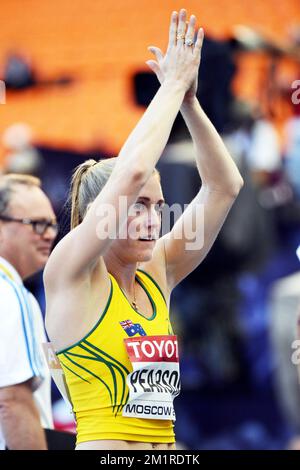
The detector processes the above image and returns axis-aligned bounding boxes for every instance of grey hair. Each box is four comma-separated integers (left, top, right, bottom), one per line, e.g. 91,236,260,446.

0,173,41,215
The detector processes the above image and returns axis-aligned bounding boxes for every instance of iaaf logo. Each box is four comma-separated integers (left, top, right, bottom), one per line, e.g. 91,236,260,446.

125,335,179,363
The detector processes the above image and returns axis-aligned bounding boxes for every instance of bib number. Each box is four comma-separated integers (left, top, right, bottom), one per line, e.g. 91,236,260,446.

122,335,181,420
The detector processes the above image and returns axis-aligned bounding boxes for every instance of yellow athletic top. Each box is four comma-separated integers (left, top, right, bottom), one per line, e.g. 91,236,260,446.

56,269,176,445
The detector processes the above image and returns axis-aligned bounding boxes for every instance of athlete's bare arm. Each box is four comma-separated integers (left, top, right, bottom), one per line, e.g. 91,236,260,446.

44,11,201,289
145,10,244,290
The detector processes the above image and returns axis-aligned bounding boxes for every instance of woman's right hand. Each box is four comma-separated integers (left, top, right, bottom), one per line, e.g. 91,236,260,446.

147,9,204,94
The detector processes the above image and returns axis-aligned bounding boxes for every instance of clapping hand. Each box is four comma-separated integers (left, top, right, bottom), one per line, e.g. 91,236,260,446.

146,9,204,103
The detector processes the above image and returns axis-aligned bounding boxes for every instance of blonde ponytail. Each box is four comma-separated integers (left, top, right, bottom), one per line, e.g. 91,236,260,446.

70,157,117,230
70,159,96,229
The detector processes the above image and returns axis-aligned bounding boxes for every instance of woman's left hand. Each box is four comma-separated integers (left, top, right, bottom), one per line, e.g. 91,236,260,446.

146,11,204,104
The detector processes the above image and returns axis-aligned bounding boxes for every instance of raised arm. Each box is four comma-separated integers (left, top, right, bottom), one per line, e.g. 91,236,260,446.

45,10,201,283
161,99,244,289
146,10,244,289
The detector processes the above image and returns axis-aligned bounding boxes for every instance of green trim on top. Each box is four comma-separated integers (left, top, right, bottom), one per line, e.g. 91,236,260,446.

79,342,128,416
59,359,91,384
82,340,130,416
83,339,130,375
119,272,157,321
135,274,157,321
67,347,118,414
137,269,167,306
56,277,113,355
63,351,113,406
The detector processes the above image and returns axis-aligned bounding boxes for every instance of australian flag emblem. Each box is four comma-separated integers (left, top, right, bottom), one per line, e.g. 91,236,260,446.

120,319,146,337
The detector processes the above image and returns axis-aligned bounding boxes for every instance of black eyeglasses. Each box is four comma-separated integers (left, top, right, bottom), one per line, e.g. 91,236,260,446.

0,214,59,236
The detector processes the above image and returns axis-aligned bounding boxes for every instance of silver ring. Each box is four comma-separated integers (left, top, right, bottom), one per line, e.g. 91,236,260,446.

185,37,194,47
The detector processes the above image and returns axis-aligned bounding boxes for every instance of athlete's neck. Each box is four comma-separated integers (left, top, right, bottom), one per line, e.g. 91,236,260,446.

103,256,138,298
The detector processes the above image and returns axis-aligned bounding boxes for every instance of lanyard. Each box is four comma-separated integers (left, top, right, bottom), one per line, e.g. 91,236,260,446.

0,262,15,281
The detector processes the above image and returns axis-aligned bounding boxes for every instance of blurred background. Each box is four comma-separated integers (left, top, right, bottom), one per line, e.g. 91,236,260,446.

1,0,300,450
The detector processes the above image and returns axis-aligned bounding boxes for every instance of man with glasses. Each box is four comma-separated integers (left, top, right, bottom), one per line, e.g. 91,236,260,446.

0,173,58,450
